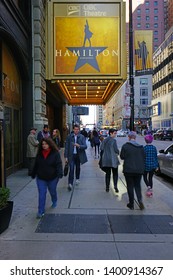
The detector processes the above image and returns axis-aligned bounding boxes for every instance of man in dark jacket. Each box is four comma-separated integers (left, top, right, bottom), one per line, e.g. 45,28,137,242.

64,124,87,191
120,131,145,210
37,124,50,142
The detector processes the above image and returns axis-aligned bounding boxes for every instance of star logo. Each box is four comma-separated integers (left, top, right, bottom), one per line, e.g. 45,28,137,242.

66,47,107,72
66,20,107,72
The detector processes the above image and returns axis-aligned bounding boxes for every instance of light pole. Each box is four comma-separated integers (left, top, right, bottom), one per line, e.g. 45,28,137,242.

129,0,134,131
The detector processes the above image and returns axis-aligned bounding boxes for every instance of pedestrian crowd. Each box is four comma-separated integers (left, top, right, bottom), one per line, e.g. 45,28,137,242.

26,124,159,218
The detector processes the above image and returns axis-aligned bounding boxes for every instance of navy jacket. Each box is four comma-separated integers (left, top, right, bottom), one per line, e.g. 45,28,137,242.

120,141,145,175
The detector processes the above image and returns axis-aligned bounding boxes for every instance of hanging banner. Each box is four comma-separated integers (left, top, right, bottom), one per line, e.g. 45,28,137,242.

134,30,153,76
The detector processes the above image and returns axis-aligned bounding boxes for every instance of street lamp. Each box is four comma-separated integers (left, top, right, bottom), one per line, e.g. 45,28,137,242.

129,0,134,131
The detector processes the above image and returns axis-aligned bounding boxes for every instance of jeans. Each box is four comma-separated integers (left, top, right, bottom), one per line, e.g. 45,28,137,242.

104,167,118,189
143,170,155,188
124,174,142,206
36,177,59,214
68,154,80,185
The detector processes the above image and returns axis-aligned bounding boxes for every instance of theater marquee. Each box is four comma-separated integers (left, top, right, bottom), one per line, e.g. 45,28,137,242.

46,0,126,80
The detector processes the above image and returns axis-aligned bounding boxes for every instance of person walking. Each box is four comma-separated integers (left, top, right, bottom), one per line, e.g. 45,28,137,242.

52,128,61,150
91,127,100,158
31,138,63,218
80,128,88,139
37,124,50,142
120,131,145,210
64,124,87,191
100,128,120,193
143,134,159,197
26,128,39,176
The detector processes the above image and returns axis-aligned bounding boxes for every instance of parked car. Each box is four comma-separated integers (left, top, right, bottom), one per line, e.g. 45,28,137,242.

155,144,173,179
99,129,109,138
153,129,173,141
117,130,126,137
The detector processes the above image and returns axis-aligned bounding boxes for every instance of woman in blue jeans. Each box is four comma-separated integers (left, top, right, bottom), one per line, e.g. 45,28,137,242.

32,137,63,218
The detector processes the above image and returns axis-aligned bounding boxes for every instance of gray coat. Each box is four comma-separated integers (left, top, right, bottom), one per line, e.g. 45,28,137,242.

64,133,88,164
100,137,120,168
26,133,39,158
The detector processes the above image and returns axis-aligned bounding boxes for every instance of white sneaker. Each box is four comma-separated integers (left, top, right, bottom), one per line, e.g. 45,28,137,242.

68,184,72,191
76,179,80,185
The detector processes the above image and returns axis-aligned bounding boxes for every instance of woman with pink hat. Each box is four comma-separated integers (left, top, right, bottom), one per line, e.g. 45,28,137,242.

143,134,159,197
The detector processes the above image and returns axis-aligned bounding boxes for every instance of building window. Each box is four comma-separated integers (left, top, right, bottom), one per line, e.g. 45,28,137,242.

154,30,158,35
146,16,150,21
154,8,158,14
140,99,148,105
137,8,141,14
140,88,148,97
154,23,158,28
142,109,147,116
154,1,158,6
140,78,148,85
145,1,149,6
154,37,158,42
146,23,150,28
137,16,141,21
137,23,141,28
146,8,149,14
154,16,158,21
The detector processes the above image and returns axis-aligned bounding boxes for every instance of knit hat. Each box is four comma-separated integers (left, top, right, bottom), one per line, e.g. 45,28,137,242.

145,134,153,143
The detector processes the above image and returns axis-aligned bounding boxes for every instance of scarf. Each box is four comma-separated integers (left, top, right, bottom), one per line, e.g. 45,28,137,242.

42,148,51,159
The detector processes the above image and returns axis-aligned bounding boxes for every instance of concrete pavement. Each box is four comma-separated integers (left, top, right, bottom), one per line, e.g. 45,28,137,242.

1,144,173,260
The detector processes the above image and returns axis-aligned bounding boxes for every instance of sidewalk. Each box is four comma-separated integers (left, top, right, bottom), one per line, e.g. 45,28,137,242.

1,146,173,260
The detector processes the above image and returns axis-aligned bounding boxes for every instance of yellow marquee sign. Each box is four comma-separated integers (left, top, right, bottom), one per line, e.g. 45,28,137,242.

46,0,126,80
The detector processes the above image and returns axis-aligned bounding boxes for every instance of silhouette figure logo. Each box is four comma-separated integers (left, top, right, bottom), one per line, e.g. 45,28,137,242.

66,20,107,72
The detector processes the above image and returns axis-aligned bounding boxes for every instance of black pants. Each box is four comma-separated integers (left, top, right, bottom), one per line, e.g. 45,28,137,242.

105,167,118,189
94,143,100,156
143,170,155,188
124,174,142,206
28,157,36,176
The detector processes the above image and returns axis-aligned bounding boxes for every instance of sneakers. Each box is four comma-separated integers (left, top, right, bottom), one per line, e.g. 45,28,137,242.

76,179,80,186
36,213,44,219
127,203,134,210
146,187,153,197
114,187,119,193
51,202,57,208
139,202,145,210
68,184,72,191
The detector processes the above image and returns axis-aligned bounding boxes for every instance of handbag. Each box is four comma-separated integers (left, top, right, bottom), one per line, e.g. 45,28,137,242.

98,150,106,173
63,162,69,176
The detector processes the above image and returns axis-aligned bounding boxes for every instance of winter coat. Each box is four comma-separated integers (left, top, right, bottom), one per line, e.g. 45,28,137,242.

26,133,39,158
100,137,120,168
64,133,88,164
32,150,63,180
37,130,50,142
120,141,145,175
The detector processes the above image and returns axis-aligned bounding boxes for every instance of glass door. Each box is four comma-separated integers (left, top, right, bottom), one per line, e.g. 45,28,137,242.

4,106,22,175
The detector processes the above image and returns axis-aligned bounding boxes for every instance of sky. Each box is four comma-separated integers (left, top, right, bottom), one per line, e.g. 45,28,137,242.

80,1,145,126
81,106,96,127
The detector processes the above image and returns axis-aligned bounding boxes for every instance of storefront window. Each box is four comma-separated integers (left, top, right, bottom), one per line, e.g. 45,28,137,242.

2,43,22,174
4,107,12,169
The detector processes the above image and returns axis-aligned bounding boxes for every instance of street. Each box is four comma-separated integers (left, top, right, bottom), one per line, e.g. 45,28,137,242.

116,135,173,190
